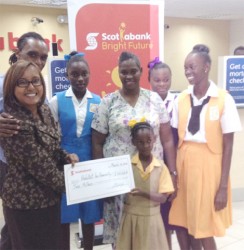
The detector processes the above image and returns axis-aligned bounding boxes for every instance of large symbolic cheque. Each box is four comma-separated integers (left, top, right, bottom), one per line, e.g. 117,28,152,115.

64,155,135,205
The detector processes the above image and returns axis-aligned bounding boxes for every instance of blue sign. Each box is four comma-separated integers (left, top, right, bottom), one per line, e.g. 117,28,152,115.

226,58,244,105
50,60,70,96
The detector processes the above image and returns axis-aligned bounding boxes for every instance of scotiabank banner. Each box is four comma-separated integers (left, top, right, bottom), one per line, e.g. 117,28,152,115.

67,0,164,96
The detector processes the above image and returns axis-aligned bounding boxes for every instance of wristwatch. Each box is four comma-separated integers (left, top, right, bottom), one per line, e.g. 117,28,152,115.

170,170,178,176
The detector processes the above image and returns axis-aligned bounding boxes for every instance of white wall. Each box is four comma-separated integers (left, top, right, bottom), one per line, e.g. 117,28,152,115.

164,17,230,91
229,19,244,54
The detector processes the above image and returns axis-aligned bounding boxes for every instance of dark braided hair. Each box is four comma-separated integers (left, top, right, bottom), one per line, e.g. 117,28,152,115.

9,32,46,65
118,51,141,68
131,122,153,139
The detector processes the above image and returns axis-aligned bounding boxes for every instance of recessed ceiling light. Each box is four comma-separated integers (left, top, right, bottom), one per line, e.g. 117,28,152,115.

196,13,231,19
28,0,66,6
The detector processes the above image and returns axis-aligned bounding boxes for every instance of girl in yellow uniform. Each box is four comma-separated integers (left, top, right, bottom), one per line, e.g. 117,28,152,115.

169,44,242,250
117,121,174,250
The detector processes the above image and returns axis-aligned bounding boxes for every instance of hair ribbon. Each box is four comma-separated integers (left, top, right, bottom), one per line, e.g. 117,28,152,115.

148,57,162,69
64,52,85,61
128,117,147,128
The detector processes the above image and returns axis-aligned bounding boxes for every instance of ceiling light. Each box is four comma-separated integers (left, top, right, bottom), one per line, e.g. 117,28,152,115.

28,0,67,6
57,15,68,24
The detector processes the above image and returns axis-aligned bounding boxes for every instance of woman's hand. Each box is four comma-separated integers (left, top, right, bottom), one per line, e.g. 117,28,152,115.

159,122,177,202
214,187,228,211
167,175,178,202
0,113,20,137
65,153,79,167
214,133,233,211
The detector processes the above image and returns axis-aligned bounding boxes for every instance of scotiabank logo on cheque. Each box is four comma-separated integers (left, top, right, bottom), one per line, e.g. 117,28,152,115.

85,22,152,51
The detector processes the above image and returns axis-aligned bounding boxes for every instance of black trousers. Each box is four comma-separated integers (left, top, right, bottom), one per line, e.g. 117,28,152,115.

0,160,7,198
0,160,11,250
0,223,11,250
3,203,61,250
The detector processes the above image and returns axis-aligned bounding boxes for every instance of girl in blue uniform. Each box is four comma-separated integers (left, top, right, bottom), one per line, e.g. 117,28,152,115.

49,51,103,250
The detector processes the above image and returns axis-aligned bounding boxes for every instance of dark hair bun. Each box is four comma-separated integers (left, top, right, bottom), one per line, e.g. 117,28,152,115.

192,44,209,54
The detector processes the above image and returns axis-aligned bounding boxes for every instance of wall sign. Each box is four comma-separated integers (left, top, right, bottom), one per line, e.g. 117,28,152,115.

67,0,164,96
48,59,69,98
218,56,244,107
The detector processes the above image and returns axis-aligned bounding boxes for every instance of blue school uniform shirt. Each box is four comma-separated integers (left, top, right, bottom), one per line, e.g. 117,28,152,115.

56,88,103,224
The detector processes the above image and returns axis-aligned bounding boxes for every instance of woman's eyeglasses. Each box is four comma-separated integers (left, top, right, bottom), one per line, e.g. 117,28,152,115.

16,78,42,88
